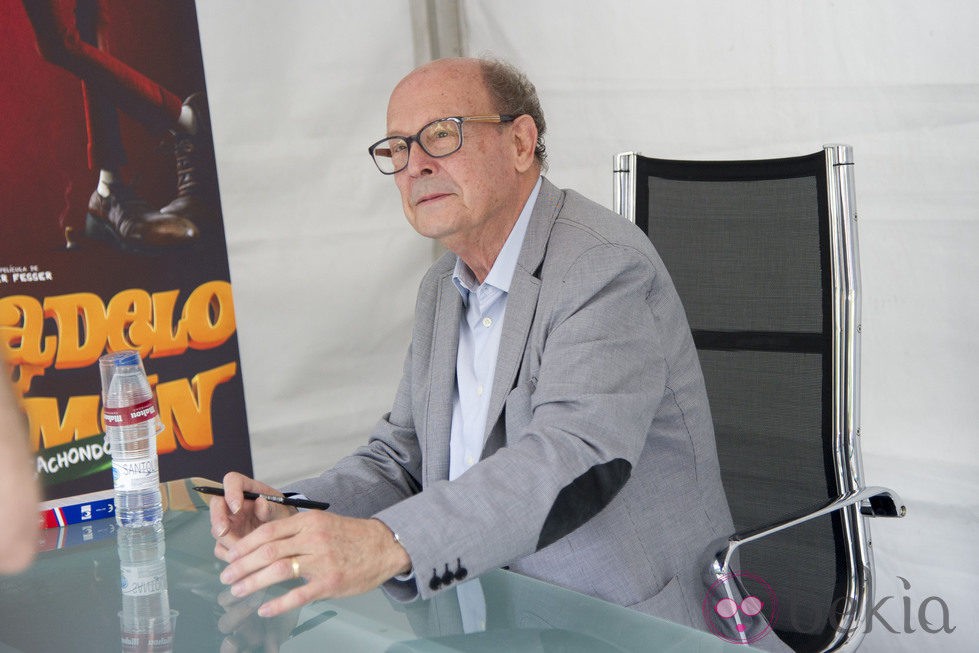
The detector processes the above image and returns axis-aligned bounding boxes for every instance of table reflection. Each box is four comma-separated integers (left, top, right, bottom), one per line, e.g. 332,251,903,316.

0,480,755,652
117,522,177,652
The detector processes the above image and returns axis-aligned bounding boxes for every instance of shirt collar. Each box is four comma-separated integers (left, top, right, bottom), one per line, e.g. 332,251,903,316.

452,176,542,300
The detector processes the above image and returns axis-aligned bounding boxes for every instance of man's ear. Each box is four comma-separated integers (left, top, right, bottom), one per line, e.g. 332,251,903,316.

510,114,539,173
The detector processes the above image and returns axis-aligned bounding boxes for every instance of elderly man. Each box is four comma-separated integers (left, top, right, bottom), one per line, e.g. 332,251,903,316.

210,57,733,632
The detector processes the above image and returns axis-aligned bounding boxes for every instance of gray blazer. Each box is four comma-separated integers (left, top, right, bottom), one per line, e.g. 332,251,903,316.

290,177,734,630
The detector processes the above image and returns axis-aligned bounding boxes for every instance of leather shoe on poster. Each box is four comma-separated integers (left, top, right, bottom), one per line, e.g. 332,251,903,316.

159,93,220,232
85,182,199,253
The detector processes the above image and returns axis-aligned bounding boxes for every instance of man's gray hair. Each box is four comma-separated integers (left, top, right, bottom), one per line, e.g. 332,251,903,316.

480,59,548,171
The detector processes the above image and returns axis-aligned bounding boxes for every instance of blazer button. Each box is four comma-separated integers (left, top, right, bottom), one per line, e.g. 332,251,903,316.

441,563,454,586
429,569,442,591
454,558,468,581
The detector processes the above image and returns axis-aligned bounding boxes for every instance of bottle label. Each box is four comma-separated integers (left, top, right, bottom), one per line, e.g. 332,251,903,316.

120,562,167,597
104,399,158,427
112,456,159,491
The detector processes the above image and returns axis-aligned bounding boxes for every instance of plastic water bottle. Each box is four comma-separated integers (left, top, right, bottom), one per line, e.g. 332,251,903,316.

103,351,163,526
117,522,177,652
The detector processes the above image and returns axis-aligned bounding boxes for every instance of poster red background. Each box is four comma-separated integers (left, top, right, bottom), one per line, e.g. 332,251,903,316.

0,0,252,499
1,0,210,251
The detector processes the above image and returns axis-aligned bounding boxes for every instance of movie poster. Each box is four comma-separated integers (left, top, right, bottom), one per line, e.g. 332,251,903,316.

0,0,253,499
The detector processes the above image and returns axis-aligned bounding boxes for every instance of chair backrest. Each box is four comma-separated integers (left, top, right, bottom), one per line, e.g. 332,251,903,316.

613,146,873,652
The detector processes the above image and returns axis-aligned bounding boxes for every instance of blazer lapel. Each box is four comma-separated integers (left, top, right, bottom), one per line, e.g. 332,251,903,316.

482,178,565,448
424,270,463,484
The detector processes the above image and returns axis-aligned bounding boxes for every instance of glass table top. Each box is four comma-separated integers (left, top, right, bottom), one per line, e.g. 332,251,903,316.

0,479,757,652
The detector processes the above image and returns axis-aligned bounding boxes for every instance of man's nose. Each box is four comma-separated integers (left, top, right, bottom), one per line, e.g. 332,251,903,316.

403,140,435,176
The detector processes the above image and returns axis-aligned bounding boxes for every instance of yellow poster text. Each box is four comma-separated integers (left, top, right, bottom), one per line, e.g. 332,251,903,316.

22,362,238,454
0,280,236,371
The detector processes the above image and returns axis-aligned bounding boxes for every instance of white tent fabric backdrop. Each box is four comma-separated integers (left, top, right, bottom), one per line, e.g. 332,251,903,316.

196,2,977,651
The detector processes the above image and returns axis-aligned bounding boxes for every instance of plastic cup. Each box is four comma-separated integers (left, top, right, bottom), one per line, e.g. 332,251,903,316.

99,350,148,402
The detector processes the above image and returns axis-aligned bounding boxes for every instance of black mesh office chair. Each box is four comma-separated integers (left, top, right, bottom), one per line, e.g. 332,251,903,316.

613,145,905,652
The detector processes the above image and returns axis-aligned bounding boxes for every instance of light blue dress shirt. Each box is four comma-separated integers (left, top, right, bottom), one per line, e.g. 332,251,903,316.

449,177,541,482
448,176,541,633
390,178,541,595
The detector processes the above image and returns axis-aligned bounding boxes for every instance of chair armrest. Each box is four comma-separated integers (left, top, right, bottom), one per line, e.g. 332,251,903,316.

707,486,905,576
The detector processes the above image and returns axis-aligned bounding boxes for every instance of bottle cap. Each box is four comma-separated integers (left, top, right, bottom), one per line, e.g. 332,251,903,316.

115,352,141,367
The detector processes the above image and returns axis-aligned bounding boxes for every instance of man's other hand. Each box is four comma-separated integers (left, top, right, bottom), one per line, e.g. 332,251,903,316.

209,472,297,562
217,511,411,618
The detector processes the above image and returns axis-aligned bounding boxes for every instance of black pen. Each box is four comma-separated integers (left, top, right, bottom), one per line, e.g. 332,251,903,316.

193,485,330,511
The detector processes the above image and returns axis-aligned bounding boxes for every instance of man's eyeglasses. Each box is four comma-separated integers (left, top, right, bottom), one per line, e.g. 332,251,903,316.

368,115,516,174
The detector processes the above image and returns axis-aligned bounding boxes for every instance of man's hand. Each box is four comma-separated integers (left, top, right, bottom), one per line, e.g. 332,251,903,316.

209,472,297,561
216,505,411,618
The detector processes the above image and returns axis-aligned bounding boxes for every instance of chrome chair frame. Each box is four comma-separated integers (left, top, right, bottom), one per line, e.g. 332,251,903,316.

613,145,905,652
